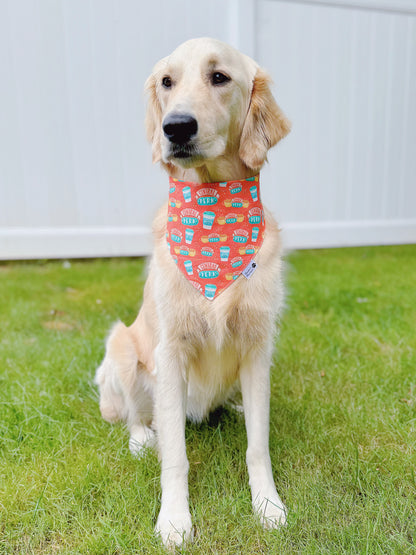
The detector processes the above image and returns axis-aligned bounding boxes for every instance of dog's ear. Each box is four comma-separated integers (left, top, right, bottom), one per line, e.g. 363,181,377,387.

144,74,163,164
239,69,291,171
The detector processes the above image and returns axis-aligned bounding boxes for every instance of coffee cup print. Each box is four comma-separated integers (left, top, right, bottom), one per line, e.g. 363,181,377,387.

184,260,193,276
205,284,217,300
185,228,194,244
249,185,258,201
203,211,216,230
220,246,230,261
251,226,259,242
182,186,192,203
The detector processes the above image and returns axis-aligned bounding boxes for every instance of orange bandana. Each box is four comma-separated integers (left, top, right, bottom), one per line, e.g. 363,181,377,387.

166,174,265,300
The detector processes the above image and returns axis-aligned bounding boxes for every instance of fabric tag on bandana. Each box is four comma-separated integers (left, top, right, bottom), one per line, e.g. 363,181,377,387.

166,174,265,301
242,260,258,279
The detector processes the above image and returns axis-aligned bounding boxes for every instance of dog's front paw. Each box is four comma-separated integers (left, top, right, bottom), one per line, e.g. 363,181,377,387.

155,509,193,548
253,494,287,529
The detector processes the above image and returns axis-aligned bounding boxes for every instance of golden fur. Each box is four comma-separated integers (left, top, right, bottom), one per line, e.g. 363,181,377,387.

95,37,290,547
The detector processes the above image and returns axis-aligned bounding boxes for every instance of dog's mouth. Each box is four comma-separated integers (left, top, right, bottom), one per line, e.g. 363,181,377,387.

167,143,205,165
172,145,195,159
164,134,226,168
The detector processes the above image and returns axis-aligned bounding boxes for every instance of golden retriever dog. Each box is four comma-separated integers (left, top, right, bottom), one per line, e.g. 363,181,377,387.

95,37,291,548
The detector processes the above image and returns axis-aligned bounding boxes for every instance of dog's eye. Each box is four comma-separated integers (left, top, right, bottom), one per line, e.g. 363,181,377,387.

211,72,230,86
162,76,172,89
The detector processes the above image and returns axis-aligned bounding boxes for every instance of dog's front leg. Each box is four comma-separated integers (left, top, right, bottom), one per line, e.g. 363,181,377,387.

154,344,192,548
240,349,287,528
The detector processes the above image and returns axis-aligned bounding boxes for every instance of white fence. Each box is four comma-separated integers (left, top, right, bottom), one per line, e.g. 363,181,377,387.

0,0,415,259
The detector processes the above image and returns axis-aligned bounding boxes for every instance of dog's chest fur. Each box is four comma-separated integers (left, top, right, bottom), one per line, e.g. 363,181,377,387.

186,336,240,421
175,301,271,421
150,214,284,421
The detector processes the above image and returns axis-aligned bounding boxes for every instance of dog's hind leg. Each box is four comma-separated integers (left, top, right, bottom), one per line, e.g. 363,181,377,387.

95,321,155,456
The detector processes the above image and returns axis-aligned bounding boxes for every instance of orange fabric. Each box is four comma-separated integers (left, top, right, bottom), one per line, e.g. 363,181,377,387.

166,174,265,300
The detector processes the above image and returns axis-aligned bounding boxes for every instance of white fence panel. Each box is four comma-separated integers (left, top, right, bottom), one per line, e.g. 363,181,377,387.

0,0,415,259
258,0,416,248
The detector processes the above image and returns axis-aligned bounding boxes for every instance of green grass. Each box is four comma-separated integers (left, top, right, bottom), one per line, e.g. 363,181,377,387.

0,246,415,554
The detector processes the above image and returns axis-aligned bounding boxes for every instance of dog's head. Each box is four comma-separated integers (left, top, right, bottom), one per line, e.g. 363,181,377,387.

145,38,290,174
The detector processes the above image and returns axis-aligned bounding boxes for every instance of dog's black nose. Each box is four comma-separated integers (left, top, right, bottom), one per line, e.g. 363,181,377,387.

163,113,198,145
